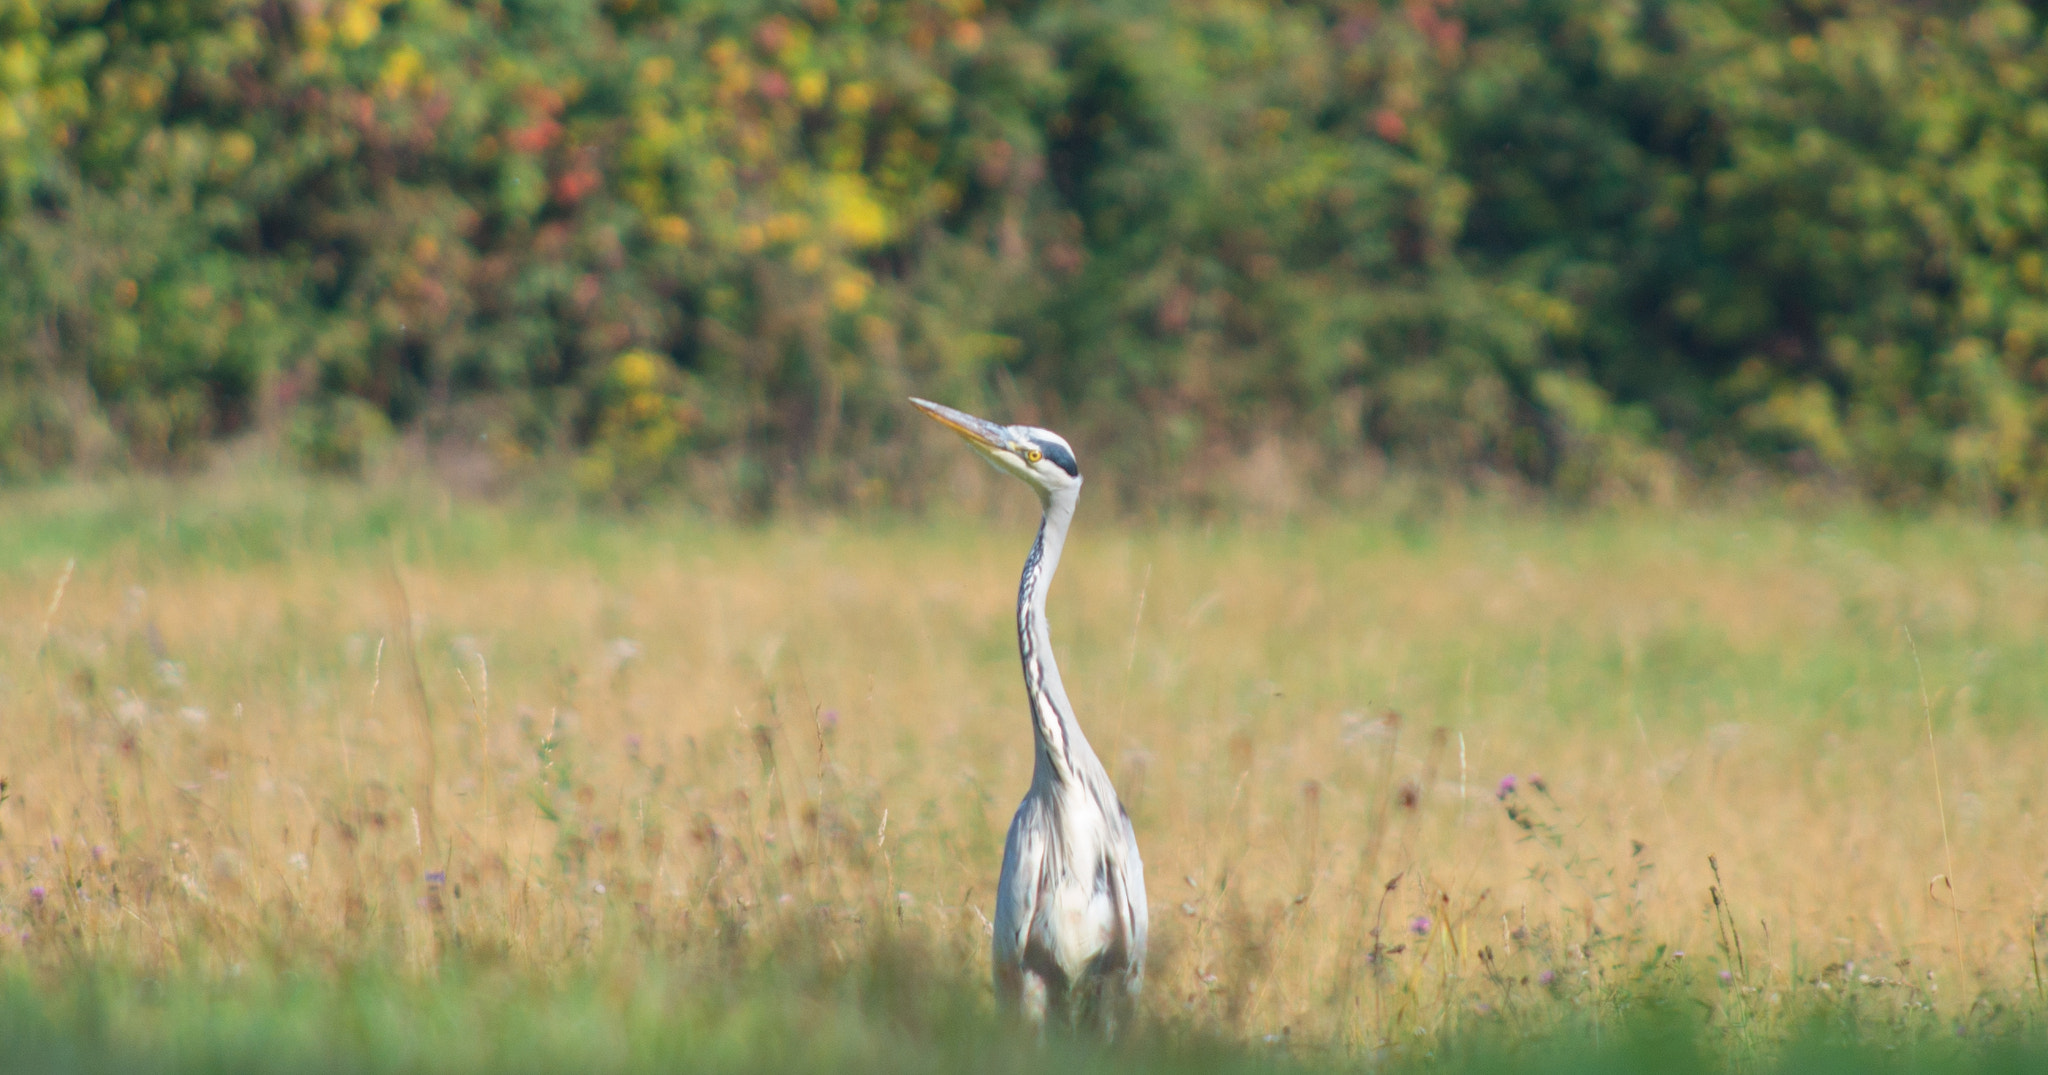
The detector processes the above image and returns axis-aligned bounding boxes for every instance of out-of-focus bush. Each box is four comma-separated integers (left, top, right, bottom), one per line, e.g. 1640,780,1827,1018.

575,348,702,504
289,395,392,475
1,0,2045,509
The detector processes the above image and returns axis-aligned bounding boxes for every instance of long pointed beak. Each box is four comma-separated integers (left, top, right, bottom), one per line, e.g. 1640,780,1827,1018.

910,397,1011,454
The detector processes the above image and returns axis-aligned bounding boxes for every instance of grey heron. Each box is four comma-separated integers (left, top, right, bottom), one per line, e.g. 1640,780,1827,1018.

910,397,1148,1036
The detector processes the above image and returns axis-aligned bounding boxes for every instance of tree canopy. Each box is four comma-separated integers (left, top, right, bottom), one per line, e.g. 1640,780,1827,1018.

4,0,2047,510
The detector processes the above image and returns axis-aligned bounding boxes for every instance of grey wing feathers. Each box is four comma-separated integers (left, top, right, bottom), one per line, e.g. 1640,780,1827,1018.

993,800,1046,969
1116,802,1148,987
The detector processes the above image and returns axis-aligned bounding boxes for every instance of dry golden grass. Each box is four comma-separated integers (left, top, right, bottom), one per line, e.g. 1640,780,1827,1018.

3,480,2046,1054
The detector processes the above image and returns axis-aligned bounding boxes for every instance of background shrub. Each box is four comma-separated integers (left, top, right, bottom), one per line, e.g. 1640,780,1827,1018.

3,0,2047,509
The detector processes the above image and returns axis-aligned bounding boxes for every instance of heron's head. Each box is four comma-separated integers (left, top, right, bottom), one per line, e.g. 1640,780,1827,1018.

910,397,1081,502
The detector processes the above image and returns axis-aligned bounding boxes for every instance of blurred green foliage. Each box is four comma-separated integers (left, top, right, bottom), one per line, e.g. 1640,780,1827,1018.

3,959,2045,1075
2,0,2047,508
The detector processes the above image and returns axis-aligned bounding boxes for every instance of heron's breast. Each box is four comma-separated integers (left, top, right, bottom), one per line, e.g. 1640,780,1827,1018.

1044,877,1118,973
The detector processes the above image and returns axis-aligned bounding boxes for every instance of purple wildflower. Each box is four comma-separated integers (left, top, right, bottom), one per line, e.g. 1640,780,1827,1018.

1539,969,1557,986
1496,774,1517,800
27,886,45,906
1409,915,1432,937
425,870,446,885
1718,969,1734,984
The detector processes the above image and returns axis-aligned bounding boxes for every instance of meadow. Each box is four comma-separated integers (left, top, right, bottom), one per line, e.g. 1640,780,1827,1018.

3,472,2048,1072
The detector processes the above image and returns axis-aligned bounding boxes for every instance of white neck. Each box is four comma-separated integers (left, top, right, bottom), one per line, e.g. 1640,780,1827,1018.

1016,480,1095,787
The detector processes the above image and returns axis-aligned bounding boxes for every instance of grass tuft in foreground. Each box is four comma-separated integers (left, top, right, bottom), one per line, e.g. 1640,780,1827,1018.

1,957,2045,1074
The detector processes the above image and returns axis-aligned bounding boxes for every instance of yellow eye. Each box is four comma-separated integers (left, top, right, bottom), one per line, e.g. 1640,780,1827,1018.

1025,448,1043,463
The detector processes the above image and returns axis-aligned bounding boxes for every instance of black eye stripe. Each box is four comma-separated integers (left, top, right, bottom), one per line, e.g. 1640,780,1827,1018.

1032,438,1080,477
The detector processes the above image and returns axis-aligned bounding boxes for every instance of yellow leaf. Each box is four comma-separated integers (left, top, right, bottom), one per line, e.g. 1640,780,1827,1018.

653,215,692,245
821,173,890,249
338,0,382,47
613,350,664,392
795,71,827,107
830,272,870,311
379,45,421,96
835,82,872,114
637,56,675,87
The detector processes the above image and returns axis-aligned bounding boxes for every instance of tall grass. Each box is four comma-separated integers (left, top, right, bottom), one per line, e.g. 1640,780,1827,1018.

3,475,2047,1069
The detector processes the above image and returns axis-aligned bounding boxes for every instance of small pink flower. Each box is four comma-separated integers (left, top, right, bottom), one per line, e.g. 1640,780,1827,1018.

1539,969,1557,986
1496,775,1517,799
1718,969,1734,984
28,886,46,905
1409,915,1432,937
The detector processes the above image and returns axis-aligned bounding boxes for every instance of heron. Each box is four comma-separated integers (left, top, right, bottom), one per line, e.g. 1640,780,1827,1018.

910,397,1148,1036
